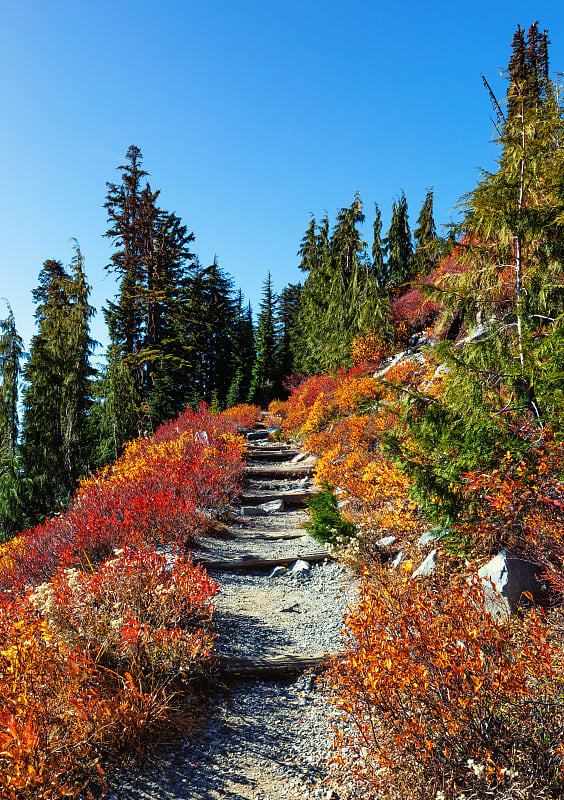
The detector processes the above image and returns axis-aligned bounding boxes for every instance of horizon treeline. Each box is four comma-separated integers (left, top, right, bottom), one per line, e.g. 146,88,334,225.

0,141,437,535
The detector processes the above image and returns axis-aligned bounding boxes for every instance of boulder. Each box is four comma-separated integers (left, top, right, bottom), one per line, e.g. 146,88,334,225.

241,505,266,516
477,549,547,617
418,529,448,547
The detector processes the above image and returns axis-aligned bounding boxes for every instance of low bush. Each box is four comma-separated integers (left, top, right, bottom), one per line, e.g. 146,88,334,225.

326,570,564,800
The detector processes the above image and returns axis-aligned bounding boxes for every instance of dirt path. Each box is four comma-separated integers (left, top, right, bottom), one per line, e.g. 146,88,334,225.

103,432,358,800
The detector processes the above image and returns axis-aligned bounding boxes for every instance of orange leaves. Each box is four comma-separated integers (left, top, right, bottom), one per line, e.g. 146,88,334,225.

326,571,564,799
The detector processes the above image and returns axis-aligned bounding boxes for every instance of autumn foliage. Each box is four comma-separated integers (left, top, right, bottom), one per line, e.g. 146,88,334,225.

326,571,564,799
0,403,248,798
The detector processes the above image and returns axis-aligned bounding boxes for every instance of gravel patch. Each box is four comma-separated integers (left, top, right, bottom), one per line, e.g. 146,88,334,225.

99,452,360,800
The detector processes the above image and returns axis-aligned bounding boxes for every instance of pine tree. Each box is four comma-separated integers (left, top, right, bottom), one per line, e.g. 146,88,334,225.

384,192,413,287
0,303,23,460
226,294,255,407
412,188,439,277
278,282,302,383
248,273,280,407
102,146,197,450
19,250,95,523
0,303,25,539
372,202,387,289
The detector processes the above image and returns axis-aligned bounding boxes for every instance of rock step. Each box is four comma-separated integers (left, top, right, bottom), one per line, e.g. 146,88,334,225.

245,465,314,478
214,652,333,679
195,550,331,572
240,489,319,505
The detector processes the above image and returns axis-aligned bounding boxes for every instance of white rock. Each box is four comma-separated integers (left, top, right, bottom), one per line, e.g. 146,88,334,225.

268,566,287,579
241,505,266,516
412,549,438,578
291,559,311,575
259,499,285,513
477,549,545,617
390,550,404,569
376,535,396,547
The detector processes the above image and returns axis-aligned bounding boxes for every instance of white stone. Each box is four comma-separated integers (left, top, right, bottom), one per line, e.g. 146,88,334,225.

412,549,438,578
268,566,287,579
291,559,311,575
477,549,545,617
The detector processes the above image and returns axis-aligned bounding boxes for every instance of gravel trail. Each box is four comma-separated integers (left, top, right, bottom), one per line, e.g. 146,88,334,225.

103,440,359,800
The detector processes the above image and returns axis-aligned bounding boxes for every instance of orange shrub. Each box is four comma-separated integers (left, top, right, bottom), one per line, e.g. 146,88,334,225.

220,403,262,429
327,571,564,799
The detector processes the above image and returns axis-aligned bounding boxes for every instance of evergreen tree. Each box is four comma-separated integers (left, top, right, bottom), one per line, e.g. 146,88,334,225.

372,202,387,289
384,192,413,287
0,303,23,460
248,273,280,407
278,282,302,383
102,146,197,450
412,188,439,277
0,303,25,539
226,294,255,407
20,250,95,523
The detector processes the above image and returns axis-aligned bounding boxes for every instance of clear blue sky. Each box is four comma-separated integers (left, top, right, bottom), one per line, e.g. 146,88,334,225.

1,0,562,359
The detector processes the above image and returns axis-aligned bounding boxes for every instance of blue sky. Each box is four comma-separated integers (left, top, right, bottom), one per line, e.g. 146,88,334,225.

1,0,562,358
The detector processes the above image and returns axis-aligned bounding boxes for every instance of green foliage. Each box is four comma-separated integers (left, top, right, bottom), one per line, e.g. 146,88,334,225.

19,248,96,525
294,197,385,373
248,273,281,407
305,482,357,547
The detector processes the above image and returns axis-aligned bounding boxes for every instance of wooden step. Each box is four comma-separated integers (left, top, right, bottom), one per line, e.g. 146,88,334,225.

245,449,299,461
245,465,314,478
240,489,319,505
215,651,332,678
195,550,331,572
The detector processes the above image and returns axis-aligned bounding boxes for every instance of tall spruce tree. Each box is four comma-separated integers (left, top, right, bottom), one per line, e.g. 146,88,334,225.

226,293,255,408
19,250,95,523
102,146,197,452
248,273,280,407
372,202,387,289
278,282,302,384
384,192,413,287
412,188,439,277
0,303,25,539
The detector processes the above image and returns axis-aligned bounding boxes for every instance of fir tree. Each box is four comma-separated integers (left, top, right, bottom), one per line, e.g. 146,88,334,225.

384,192,413,287
102,146,197,449
226,294,255,408
20,250,95,523
372,202,387,290
277,282,302,383
0,303,25,539
412,188,438,277
248,273,280,407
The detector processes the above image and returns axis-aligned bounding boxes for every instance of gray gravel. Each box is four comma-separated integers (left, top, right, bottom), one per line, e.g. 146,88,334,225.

101,459,360,800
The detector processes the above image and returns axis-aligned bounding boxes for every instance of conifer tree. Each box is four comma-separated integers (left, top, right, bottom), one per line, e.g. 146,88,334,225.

278,282,302,383
0,303,23,460
226,294,255,407
19,250,95,523
102,146,197,450
248,273,280,407
412,188,439,277
0,303,25,539
384,192,413,287
372,202,387,289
